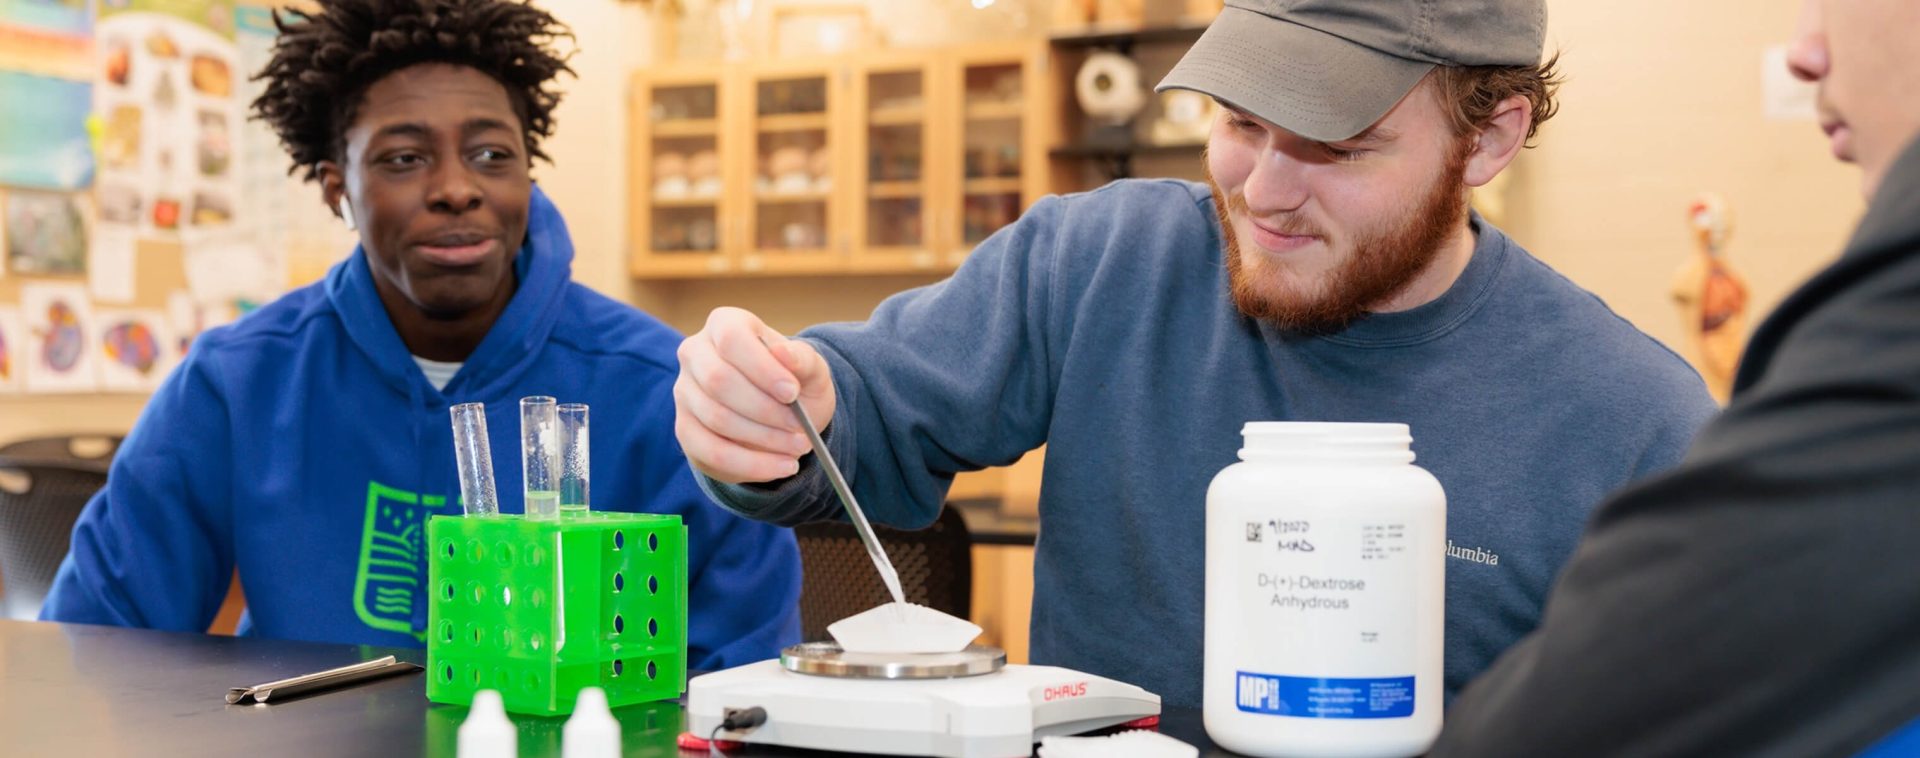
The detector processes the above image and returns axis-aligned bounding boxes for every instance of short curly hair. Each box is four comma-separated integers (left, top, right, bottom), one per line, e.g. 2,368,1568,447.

250,0,575,183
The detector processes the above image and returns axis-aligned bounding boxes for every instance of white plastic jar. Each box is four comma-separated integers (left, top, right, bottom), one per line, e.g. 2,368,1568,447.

1204,422,1446,758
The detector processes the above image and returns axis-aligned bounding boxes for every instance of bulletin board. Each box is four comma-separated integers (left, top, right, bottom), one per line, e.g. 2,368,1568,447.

0,0,353,396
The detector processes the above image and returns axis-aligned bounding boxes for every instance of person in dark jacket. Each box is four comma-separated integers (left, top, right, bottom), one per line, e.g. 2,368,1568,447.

1433,2,1920,755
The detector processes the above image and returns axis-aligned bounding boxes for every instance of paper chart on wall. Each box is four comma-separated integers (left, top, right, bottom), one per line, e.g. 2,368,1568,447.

20,281,100,393
93,2,241,237
0,306,26,393
94,307,176,392
180,225,279,306
89,223,138,302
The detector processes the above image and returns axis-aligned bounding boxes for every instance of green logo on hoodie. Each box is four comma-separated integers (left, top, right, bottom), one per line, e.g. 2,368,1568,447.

353,481,442,640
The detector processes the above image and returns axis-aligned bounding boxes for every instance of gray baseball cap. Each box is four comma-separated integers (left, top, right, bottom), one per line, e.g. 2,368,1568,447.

1158,0,1547,142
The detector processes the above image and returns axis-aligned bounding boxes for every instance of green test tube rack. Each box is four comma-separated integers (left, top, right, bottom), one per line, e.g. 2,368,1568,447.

426,512,688,716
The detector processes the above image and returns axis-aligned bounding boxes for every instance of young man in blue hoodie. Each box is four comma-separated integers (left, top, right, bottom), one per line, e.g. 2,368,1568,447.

675,0,1718,709
40,0,802,669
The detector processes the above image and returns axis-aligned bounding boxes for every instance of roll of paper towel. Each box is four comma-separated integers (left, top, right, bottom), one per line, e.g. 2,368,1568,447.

1075,51,1146,126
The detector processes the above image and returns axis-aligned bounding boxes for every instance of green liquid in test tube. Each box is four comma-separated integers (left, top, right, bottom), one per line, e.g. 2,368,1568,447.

558,403,589,515
521,396,560,519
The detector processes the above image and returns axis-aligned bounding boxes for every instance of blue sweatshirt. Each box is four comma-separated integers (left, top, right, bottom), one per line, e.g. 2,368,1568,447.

704,179,1717,707
42,187,801,669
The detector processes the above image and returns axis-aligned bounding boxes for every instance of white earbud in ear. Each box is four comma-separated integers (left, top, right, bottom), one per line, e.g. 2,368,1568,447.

338,198,357,231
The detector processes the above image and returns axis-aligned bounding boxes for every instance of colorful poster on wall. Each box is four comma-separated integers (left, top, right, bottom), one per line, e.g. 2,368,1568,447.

95,307,176,391
99,0,235,37
0,306,25,392
20,281,99,393
0,0,94,190
95,0,241,236
4,188,89,275
0,72,95,190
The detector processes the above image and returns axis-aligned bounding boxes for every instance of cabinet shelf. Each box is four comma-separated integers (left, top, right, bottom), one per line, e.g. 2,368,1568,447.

757,112,830,132
651,196,719,208
1047,21,1209,48
756,190,832,204
965,102,1025,121
650,119,719,137
869,108,927,127
964,177,1023,195
868,181,925,199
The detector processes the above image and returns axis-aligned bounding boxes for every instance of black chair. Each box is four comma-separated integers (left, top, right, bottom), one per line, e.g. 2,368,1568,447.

0,435,123,464
793,505,973,643
0,456,109,620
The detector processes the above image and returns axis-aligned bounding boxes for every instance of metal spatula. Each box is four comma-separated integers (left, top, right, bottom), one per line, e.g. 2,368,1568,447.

786,398,907,608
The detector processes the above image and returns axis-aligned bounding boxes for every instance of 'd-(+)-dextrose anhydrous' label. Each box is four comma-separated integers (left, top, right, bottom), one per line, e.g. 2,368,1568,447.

1233,510,1416,719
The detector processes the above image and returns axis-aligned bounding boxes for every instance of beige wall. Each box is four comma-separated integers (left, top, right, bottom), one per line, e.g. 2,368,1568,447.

537,0,652,301
1507,0,1865,362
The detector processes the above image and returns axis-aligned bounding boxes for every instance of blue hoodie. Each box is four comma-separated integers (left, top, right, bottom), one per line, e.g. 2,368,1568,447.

42,187,802,668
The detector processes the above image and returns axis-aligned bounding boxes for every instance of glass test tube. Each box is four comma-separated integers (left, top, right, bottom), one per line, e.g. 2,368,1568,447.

520,396,560,519
450,403,499,516
558,403,590,515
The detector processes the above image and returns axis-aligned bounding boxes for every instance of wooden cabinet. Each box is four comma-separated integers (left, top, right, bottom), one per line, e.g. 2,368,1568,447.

631,41,1051,279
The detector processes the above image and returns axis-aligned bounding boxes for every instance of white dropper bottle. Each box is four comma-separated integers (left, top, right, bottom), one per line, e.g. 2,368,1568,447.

457,690,516,758
563,686,621,758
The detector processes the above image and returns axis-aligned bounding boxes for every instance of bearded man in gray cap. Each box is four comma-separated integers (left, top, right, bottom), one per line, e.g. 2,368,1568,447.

674,0,1717,707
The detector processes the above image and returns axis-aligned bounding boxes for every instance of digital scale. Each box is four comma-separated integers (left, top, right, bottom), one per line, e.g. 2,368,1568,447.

687,642,1162,757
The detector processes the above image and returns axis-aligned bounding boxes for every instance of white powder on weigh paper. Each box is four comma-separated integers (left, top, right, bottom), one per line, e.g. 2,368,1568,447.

827,602,982,654
1038,731,1197,758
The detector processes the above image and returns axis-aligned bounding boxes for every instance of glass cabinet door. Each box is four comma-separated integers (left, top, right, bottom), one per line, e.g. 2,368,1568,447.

954,55,1028,258
747,72,838,271
638,79,725,274
856,60,937,270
